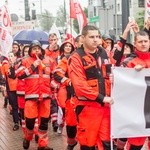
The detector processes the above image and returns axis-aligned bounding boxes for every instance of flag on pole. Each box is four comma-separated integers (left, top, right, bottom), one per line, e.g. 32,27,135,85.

0,4,13,57
145,0,150,21
70,0,87,33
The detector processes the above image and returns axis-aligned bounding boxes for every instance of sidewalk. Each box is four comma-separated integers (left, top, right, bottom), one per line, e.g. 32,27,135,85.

0,93,79,150
0,93,148,150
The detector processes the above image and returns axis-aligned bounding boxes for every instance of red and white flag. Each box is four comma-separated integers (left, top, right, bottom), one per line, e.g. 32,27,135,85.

70,0,87,33
0,4,13,57
145,0,150,21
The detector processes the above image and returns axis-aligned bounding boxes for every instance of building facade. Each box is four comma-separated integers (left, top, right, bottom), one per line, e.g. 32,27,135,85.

88,0,144,40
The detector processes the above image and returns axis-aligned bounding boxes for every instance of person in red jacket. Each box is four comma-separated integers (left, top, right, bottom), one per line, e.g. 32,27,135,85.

68,25,114,150
122,31,150,150
45,33,60,132
18,40,54,150
54,40,77,150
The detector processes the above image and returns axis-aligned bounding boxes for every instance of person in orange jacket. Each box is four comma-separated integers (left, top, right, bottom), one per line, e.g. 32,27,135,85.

1,52,19,131
45,33,60,132
9,45,29,135
122,31,150,150
45,33,60,61
0,60,7,108
17,40,54,150
54,39,78,149
68,25,115,150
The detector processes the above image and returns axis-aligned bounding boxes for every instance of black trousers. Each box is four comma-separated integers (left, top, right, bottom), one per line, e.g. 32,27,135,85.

7,91,19,124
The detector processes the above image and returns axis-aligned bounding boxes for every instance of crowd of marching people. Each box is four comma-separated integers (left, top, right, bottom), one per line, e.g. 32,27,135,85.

0,16,149,150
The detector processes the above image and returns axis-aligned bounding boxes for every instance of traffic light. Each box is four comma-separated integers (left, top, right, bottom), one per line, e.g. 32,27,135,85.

24,0,30,21
32,10,36,20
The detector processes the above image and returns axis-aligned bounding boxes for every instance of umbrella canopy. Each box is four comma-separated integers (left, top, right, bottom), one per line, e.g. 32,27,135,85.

13,29,49,45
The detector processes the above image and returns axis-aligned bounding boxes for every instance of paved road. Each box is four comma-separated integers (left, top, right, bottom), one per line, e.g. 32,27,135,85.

0,94,79,150
0,93,148,150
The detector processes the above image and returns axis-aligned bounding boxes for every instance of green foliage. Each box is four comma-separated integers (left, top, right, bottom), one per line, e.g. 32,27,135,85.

83,7,88,18
136,10,144,30
73,19,79,33
55,5,66,27
37,10,55,32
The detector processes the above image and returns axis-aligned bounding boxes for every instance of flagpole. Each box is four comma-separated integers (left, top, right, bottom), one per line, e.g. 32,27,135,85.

64,0,67,23
69,0,73,42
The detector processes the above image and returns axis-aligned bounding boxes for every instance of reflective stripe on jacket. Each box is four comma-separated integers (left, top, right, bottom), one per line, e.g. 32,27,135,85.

68,47,111,106
18,56,55,100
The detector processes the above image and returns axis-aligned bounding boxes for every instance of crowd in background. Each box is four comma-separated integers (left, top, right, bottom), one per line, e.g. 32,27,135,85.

0,17,149,150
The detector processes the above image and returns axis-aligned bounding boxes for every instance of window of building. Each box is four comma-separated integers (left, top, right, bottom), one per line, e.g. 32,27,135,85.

94,6,96,16
138,0,144,7
117,3,120,12
129,0,131,8
88,0,93,5
89,11,93,18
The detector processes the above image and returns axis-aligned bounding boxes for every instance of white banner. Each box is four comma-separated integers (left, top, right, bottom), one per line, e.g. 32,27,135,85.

0,27,13,57
0,5,13,57
0,5,12,34
111,67,150,138
145,0,150,21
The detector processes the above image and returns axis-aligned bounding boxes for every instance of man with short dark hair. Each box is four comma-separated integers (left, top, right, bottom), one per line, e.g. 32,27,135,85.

68,25,114,150
45,33,60,132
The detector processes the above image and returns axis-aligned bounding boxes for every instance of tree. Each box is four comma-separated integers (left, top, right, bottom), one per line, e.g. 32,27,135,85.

55,5,66,27
37,10,55,32
136,10,144,30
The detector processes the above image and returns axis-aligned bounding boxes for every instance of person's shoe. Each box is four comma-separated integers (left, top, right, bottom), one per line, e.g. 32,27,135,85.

52,121,58,132
3,103,7,108
57,125,63,134
23,138,30,149
9,110,12,115
37,146,53,150
35,134,39,143
3,98,8,108
66,142,77,150
13,123,19,131
95,145,98,150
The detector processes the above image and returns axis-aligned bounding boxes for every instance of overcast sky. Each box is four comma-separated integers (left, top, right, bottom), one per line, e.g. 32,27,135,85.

5,0,88,17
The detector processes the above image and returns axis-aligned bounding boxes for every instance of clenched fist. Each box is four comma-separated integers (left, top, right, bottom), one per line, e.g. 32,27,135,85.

103,96,114,105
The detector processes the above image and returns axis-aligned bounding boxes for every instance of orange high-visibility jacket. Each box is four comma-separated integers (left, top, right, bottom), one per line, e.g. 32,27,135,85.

68,47,112,106
45,48,60,62
1,59,17,91
17,56,55,101
54,56,72,107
